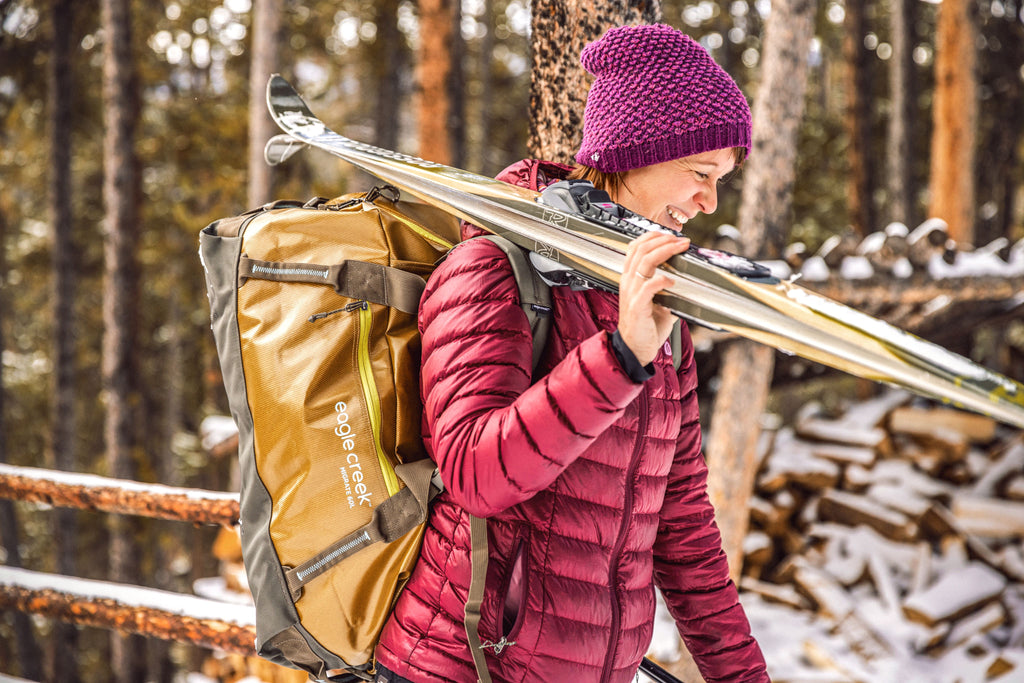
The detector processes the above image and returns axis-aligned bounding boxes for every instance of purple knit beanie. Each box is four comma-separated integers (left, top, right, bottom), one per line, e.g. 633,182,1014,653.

575,24,752,173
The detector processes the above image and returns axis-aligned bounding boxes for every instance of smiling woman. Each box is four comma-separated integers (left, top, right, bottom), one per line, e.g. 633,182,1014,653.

374,22,770,683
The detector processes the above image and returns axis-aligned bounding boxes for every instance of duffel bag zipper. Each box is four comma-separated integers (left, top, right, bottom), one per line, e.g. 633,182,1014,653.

309,300,401,498
351,300,401,498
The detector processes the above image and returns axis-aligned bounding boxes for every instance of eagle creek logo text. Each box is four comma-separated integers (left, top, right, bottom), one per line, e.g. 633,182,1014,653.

335,401,373,508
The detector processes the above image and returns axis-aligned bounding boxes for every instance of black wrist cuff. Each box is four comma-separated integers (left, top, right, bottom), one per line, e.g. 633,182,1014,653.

611,330,656,383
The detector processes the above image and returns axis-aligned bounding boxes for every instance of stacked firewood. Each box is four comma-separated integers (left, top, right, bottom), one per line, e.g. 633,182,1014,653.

742,390,1024,681
730,217,1024,282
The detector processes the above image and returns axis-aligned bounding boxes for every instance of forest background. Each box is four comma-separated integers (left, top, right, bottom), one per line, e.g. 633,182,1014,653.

1,0,1023,680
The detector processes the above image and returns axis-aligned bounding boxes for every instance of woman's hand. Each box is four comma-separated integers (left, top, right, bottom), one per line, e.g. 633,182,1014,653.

617,231,691,366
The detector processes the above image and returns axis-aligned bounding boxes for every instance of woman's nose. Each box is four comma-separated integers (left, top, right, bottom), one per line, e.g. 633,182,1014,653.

697,185,718,215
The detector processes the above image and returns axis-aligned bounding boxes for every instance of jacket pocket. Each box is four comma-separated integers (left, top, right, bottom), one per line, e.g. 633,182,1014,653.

495,528,530,646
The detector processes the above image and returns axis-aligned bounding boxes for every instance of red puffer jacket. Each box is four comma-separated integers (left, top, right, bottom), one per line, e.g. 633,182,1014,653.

375,160,768,683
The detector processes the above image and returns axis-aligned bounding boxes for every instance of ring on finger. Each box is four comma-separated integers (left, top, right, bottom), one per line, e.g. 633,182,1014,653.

635,270,653,280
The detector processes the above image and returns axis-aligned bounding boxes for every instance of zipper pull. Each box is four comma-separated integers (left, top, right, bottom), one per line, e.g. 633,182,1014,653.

308,300,367,323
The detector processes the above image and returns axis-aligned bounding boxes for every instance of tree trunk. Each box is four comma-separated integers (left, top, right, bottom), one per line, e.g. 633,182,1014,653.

706,0,816,580
528,0,661,163
973,13,1023,246
417,0,453,164
372,0,405,152
449,0,466,170
886,0,915,227
0,191,43,683
48,0,81,678
247,0,281,208
477,0,495,175
101,0,145,679
928,0,977,245
842,0,874,236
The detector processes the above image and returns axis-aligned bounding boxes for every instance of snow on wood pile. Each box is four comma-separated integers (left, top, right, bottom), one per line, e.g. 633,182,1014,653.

740,389,1024,682
745,219,1024,283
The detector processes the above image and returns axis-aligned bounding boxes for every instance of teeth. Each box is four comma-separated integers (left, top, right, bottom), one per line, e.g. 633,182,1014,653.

667,207,688,226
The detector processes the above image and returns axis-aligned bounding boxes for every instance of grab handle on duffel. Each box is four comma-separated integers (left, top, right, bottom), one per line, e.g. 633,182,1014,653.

239,256,426,316
283,458,442,601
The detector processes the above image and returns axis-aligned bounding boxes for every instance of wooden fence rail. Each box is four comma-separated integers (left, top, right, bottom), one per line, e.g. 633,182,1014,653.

0,566,254,655
0,464,248,659
0,463,239,526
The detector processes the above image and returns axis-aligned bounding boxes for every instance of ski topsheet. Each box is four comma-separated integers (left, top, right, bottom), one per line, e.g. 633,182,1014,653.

266,74,1024,430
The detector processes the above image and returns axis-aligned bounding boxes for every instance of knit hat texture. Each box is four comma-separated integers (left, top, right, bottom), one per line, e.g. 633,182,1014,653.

575,24,752,173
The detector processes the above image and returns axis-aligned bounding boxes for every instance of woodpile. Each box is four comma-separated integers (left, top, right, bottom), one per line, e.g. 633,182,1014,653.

742,390,1024,681
755,218,1024,283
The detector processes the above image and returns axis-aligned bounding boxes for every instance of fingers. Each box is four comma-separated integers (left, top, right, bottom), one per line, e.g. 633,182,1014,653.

623,231,690,284
616,232,691,366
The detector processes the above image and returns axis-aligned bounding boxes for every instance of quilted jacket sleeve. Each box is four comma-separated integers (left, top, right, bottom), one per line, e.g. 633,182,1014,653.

652,333,770,682
418,238,643,517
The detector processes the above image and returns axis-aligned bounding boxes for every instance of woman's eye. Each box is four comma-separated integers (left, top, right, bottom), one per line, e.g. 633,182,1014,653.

694,171,709,181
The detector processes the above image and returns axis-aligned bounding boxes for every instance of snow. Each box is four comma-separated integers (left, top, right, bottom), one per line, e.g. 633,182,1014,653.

787,216,1024,281
839,256,874,280
200,414,239,451
0,566,256,626
902,562,1006,624
884,222,909,239
856,232,887,256
763,259,793,280
192,576,255,606
890,257,913,279
799,256,831,282
907,218,948,246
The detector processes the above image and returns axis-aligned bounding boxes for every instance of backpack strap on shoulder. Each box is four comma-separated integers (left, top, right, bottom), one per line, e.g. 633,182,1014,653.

473,234,552,374
670,319,683,372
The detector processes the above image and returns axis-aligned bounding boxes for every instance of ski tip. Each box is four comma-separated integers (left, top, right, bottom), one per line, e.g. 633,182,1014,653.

264,134,308,166
266,74,313,120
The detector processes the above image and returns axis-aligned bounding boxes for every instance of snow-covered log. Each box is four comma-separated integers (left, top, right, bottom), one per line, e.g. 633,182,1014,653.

0,567,255,654
0,464,239,526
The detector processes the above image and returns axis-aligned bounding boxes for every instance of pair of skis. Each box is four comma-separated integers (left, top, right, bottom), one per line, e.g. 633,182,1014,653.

264,75,1024,431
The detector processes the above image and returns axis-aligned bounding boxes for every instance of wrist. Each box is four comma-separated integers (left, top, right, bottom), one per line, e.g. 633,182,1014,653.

610,330,655,383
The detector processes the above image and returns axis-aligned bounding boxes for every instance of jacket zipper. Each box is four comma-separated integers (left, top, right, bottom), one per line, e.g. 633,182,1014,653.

352,300,400,497
600,389,648,683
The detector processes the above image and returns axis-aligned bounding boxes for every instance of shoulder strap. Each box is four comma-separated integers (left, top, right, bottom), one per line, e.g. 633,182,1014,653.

670,319,683,372
473,235,552,374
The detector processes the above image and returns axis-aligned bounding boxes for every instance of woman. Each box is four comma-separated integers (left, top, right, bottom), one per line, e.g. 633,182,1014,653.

375,23,770,683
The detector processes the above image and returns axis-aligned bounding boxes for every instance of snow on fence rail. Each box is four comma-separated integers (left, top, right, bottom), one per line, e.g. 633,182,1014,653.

0,566,255,655
0,464,248,653
0,463,239,526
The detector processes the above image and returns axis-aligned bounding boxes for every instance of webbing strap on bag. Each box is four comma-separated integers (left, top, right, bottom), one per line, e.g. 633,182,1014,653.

239,256,426,316
465,514,493,683
283,459,440,600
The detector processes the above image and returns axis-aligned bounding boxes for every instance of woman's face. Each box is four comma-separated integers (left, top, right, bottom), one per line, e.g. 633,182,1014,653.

612,147,738,231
